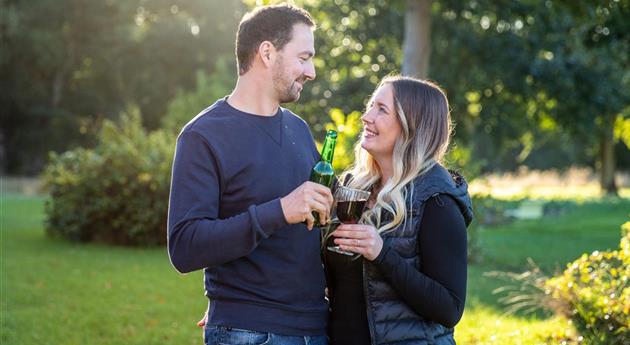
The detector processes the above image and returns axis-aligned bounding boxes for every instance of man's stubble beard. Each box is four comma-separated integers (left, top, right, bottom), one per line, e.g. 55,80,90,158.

272,58,302,104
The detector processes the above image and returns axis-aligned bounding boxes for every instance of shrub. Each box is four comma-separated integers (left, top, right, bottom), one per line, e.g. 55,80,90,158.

544,221,630,344
467,196,521,263
488,221,629,344
161,57,235,133
320,107,362,173
43,109,174,246
543,199,577,217
472,196,520,226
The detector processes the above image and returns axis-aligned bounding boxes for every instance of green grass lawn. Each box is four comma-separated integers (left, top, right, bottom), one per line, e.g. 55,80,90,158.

1,194,629,344
480,198,630,272
457,198,629,344
1,195,205,345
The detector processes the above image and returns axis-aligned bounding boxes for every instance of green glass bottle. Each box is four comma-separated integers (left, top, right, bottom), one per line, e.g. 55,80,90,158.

309,129,337,225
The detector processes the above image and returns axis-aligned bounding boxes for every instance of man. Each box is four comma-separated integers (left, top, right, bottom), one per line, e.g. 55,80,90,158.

167,4,333,345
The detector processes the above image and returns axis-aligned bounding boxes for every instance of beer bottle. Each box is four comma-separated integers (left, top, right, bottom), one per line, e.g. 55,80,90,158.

309,129,337,225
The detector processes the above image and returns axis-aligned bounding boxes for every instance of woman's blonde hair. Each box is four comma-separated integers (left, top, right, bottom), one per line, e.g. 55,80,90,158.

344,75,452,234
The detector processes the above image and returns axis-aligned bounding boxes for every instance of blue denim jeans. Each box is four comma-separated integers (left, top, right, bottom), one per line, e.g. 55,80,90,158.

204,325,328,345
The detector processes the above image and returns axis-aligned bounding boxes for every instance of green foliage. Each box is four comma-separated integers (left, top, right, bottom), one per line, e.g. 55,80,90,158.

6,0,630,185
256,0,404,143
162,57,236,133
2,0,243,174
471,196,520,227
445,142,482,181
544,221,630,344
614,111,630,150
43,110,174,245
319,108,362,172
467,196,522,264
7,0,630,178
431,2,567,171
436,0,629,174
253,0,629,176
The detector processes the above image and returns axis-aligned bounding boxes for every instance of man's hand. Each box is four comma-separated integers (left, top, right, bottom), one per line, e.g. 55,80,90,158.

280,181,334,230
197,312,207,327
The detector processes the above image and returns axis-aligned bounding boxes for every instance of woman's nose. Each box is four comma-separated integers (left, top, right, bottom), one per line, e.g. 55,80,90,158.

361,110,375,123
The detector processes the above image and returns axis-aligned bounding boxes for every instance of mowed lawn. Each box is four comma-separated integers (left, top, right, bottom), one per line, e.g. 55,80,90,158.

2,194,629,345
457,196,629,344
1,195,205,345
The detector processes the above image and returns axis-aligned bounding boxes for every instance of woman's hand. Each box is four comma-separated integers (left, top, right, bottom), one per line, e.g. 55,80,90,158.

333,224,383,261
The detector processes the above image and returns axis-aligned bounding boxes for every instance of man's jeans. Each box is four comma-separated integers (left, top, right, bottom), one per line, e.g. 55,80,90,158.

204,325,328,345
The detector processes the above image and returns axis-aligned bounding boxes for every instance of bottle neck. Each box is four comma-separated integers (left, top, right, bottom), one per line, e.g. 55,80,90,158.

320,137,336,164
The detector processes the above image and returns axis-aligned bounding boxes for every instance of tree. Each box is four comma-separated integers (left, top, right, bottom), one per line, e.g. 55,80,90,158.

247,0,405,144
247,0,630,183
430,0,629,193
402,0,432,78
528,0,629,195
0,0,243,174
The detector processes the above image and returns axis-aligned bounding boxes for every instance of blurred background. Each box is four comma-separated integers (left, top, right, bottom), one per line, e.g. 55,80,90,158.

1,0,629,344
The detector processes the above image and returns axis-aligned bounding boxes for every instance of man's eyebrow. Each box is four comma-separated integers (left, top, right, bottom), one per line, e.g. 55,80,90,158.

299,50,314,58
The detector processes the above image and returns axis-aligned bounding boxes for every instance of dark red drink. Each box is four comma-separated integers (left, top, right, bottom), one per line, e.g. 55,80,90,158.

336,200,367,224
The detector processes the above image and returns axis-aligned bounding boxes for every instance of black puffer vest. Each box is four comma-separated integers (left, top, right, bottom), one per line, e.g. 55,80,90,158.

362,164,473,345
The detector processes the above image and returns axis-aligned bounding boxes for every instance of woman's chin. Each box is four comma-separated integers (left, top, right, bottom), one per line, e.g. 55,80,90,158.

360,141,376,155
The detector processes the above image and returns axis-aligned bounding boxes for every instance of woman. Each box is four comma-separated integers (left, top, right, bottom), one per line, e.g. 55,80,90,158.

325,75,473,345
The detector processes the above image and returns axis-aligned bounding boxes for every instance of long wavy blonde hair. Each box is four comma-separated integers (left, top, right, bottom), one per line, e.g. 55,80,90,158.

344,75,452,234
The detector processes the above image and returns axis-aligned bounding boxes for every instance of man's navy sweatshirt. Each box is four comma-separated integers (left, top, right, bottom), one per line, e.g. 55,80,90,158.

167,98,328,336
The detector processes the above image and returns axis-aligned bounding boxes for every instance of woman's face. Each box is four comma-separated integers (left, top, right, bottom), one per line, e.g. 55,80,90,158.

360,83,403,160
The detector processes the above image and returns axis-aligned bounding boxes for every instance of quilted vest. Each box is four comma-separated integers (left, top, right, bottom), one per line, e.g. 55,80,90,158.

362,164,473,345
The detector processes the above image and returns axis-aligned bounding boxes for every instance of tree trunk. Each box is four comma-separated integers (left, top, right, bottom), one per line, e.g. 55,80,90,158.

402,0,432,78
52,69,64,108
599,115,618,196
0,130,5,174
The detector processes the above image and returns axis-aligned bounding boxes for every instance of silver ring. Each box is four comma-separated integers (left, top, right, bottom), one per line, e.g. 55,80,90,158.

355,239,359,246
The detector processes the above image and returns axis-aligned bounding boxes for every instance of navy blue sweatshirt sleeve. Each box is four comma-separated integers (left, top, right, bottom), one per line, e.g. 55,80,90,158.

167,130,288,273
373,195,467,328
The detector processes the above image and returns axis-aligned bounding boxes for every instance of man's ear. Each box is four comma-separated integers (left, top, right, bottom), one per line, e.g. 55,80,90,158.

258,41,277,68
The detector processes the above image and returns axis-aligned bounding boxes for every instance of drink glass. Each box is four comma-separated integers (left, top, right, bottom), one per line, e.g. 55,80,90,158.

326,185,371,256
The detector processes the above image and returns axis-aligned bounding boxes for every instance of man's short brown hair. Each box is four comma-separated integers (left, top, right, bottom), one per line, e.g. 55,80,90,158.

236,4,315,75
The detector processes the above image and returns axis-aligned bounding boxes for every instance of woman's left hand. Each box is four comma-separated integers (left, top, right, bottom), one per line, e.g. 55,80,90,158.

333,224,383,261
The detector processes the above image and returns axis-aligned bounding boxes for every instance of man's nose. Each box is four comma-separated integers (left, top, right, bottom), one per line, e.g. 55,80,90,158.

304,61,316,81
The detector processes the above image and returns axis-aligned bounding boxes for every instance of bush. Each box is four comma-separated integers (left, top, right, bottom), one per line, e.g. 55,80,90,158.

472,196,520,226
544,221,630,344
543,199,577,217
43,109,174,246
467,196,521,263
161,57,235,133
320,107,362,173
